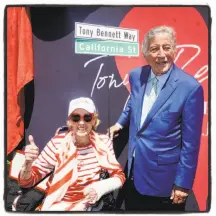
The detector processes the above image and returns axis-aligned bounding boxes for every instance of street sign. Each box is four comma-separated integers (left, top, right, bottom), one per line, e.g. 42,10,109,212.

75,22,139,57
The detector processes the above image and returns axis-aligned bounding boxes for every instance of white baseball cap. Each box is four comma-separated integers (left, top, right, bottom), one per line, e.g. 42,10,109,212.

68,97,96,116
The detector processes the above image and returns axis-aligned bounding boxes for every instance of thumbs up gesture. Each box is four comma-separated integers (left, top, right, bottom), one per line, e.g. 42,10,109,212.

24,135,39,163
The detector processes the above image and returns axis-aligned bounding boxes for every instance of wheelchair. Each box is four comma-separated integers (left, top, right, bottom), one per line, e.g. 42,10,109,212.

7,126,116,212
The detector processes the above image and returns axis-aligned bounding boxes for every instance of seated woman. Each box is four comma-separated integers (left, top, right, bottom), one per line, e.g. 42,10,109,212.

18,97,125,211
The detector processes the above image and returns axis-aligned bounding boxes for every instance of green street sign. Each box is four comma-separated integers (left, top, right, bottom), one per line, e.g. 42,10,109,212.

75,39,139,56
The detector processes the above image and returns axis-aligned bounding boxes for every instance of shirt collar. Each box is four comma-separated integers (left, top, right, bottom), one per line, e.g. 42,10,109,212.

149,64,173,85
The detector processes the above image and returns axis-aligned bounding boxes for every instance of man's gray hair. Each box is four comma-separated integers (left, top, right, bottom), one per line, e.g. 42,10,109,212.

142,26,176,56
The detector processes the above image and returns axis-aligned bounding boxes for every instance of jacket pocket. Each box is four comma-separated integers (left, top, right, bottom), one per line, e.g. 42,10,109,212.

161,111,179,119
157,153,180,165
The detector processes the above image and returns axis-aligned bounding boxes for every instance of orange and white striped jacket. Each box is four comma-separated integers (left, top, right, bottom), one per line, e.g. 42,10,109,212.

18,130,125,211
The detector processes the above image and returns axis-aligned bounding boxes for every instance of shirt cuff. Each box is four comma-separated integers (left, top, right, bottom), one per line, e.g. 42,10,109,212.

116,123,123,129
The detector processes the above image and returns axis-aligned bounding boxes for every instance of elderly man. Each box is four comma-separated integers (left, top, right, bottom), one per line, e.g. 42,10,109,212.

109,26,204,211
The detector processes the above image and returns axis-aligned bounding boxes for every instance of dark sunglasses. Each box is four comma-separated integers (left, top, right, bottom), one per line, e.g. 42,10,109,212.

70,113,94,123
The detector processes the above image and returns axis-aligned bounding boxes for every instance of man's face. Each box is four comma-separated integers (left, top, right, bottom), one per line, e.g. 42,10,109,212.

69,108,96,137
145,33,176,76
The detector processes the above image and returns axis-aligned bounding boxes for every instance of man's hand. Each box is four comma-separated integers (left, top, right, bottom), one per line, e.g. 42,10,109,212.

24,135,39,163
170,185,189,204
107,124,122,140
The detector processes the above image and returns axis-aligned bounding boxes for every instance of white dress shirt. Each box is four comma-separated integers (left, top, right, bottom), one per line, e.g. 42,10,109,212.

139,67,172,128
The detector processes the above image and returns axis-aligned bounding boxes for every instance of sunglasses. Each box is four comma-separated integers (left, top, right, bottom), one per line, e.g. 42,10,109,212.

70,113,94,123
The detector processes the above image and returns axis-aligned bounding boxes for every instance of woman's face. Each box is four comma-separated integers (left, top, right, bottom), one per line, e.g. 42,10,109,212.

69,108,96,138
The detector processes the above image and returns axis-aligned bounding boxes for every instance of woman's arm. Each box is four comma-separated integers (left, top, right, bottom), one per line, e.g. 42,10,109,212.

84,135,126,203
18,134,64,188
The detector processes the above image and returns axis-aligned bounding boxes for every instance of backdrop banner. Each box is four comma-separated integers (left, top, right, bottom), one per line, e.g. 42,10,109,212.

12,6,209,211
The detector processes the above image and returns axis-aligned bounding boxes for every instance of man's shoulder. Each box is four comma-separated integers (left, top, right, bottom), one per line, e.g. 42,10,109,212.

174,65,201,88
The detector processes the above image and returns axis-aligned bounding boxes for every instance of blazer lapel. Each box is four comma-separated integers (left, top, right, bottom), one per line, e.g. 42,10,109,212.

136,66,151,130
138,66,179,133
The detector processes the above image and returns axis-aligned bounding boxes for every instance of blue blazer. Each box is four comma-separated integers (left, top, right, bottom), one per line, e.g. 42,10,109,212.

118,64,204,197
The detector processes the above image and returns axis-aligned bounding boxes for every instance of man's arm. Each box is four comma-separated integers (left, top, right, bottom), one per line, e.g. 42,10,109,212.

174,84,204,189
117,94,131,127
108,71,134,138
108,95,131,139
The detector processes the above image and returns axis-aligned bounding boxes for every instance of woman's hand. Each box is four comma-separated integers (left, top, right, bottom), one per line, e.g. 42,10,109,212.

83,187,98,204
24,135,39,163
